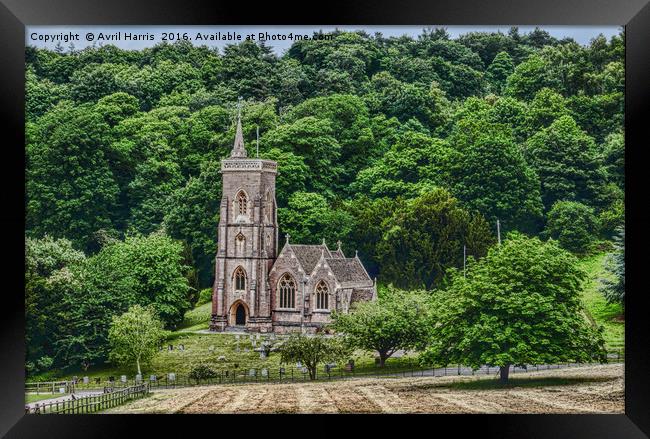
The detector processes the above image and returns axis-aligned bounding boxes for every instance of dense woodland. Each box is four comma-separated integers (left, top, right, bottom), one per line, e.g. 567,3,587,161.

25,27,624,374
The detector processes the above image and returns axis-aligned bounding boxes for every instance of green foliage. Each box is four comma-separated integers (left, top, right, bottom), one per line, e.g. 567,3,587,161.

446,114,544,233
278,192,353,244
525,115,607,210
277,333,351,380
545,201,598,254
188,363,218,381
197,288,213,306
422,233,607,383
599,226,625,307
376,189,495,289
331,286,430,366
108,305,167,375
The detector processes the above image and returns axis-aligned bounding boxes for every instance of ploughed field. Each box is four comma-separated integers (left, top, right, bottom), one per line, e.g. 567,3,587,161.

103,363,623,414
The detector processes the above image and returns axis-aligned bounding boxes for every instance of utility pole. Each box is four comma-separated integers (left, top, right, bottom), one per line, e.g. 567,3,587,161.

497,219,501,246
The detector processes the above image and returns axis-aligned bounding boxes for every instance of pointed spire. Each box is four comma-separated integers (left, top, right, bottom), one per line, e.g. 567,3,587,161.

336,240,342,251
231,97,247,158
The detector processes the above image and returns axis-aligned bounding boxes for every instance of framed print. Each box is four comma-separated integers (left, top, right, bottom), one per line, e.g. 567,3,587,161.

1,0,648,437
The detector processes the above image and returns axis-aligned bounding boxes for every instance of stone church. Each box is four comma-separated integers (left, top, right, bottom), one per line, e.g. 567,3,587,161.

210,115,376,333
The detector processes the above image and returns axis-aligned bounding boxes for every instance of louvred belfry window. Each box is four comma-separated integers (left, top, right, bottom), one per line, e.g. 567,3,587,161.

237,191,247,216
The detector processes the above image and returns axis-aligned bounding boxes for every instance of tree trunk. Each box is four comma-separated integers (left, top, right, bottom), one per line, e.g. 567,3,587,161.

499,365,510,384
136,358,141,376
379,352,388,368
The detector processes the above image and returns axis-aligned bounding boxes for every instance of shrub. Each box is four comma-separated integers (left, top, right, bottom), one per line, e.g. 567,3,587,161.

189,363,218,381
197,288,213,305
545,201,597,253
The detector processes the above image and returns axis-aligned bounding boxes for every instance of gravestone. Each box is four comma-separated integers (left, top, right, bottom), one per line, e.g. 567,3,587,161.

261,368,268,377
279,367,285,375
82,376,89,384
135,374,142,383
150,375,156,382
217,355,226,361
168,373,176,381
259,351,266,359
121,375,127,383
168,345,173,351
59,387,65,393
249,369,256,377
256,333,260,340
179,344,184,351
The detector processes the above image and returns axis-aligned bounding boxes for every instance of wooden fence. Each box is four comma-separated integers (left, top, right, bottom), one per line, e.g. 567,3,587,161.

26,384,150,414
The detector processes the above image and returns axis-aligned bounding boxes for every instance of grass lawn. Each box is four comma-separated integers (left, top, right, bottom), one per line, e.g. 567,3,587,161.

25,393,68,404
577,252,624,352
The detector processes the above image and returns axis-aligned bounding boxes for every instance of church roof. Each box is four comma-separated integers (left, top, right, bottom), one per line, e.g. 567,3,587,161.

330,250,345,258
325,257,372,283
291,244,331,274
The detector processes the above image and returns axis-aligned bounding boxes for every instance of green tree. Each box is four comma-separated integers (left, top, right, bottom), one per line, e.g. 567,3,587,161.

278,192,353,245
600,225,625,308
277,333,351,380
422,233,607,384
164,160,222,287
26,102,120,251
525,115,607,210
108,305,167,375
25,236,86,372
446,116,544,233
331,286,429,366
376,189,495,289
486,51,514,93
545,201,598,253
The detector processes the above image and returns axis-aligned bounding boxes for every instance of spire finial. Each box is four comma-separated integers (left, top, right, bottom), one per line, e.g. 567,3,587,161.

337,240,342,250
230,97,247,158
322,237,326,246
355,249,358,258
285,233,290,244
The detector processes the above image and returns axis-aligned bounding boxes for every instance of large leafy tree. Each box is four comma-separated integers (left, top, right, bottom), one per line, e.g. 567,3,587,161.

25,236,86,373
376,188,495,289
446,115,544,233
422,233,607,383
331,286,430,366
108,305,167,375
545,201,598,254
26,102,120,251
277,333,350,380
525,115,608,210
164,160,222,287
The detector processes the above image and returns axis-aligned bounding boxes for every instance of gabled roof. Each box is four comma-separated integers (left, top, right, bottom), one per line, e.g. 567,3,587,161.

291,244,331,274
325,257,372,283
330,249,345,258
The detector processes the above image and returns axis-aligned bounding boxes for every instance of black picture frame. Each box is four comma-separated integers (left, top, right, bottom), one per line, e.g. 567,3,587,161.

1,0,648,437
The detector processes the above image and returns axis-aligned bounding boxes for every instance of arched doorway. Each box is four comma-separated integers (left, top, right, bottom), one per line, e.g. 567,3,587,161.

229,300,248,327
235,304,246,325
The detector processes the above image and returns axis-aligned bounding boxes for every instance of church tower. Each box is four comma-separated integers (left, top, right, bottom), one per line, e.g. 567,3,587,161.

210,108,278,332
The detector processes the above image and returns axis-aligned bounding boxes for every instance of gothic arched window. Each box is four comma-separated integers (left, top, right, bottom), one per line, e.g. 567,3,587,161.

278,273,296,309
315,280,329,309
234,266,246,292
236,190,248,216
